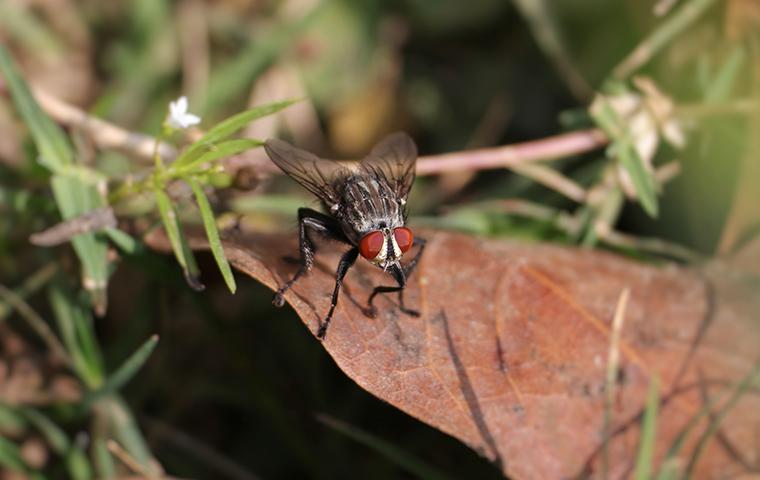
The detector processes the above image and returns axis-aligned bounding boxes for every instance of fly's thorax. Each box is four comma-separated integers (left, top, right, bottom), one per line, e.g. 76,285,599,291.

335,175,406,240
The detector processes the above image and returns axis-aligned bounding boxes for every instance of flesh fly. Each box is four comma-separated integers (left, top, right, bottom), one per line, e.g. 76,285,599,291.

264,132,425,339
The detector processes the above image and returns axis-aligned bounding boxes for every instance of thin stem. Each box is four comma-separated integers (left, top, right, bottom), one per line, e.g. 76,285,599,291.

612,0,719,79
0,283,72,368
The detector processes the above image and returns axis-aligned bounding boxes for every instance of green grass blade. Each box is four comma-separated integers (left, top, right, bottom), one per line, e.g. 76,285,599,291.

105,228,144,255
105,396,158,475
616,142,658,217
48,284,105,389
0,45,72,170
173,138,263,170
0,45,110,307
65,446,92,480
591,97,658,217
704,46,746,102
188,178,236,293
634,375,659,480
20,408,70,454
92,436,116,479
316,414,456,480
0,436,30,473
154,188,204,290
176,100,297,166
84,335,159,408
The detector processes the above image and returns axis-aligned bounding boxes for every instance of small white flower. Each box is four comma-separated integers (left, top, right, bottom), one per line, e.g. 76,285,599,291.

166,96,201,130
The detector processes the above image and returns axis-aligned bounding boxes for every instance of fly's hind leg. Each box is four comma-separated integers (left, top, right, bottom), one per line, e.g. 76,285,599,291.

273,208,348,307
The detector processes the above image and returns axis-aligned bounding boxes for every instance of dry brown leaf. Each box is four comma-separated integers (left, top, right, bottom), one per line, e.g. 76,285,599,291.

145,228,760,479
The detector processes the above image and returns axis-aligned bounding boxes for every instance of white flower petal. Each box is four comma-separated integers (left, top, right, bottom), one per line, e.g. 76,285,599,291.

182,113,201,127
166,96,201,130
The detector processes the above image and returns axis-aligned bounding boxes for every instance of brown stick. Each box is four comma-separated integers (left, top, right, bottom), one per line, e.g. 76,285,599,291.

415,129,608,175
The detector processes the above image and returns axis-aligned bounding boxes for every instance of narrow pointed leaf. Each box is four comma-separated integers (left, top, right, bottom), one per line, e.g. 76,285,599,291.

176,99,297,166
84,335,159,407
173,138,262,170
188,178,236,293
154,188,203,290
634,375,659,480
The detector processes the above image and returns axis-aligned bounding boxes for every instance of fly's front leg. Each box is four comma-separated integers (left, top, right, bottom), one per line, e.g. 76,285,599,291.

317,247,359,339
364,263,407,318
402,236,426,278
363,237,426,318
273,208,347,307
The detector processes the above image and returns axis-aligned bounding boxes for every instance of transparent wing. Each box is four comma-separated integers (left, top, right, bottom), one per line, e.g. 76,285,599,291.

359,132,418,201
264,138,349,207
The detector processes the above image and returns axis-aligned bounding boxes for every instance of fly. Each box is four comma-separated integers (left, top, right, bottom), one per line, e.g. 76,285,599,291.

264,132,426,339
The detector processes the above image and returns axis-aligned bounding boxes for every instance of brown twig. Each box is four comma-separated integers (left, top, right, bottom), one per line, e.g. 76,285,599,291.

510,163,587,202
30,87,177,161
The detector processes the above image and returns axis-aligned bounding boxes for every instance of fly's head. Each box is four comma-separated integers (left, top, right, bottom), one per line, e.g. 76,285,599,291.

357,225,414,271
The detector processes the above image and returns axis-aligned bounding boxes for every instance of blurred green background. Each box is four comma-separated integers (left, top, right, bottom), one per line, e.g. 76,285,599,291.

0,0,757,478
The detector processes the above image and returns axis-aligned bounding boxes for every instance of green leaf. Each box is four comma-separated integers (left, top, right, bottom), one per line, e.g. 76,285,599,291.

0,45,110,306
316,414,456,480
704,46,746,102
176,99,298,166
20,408,70,454
50,175,110,305
49,284,104,388
154,188,204,290
84,335,158,408
104,396,158,475
0,436,29,473
105,228,144,255
0,45,72,170
173,138,263,170
188,178,236,293
92,437,116,480
591,96,658,217
634,375,659,480
65,446,92,480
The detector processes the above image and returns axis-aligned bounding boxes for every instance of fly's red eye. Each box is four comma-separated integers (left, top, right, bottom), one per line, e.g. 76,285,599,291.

393,227,414,253
359,231,385,260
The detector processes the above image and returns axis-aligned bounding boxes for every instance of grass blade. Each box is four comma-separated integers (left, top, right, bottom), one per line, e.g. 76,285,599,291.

0,44,110,308
591,97,659,217
0,45,72,170
105,227,144,255
154,188,204,290
20,408,70,454
616,142,658,217
316,414,456,480
634,375,659,480
176,100,297,166
84,335,159,408
49,284,105,389
188,178,236,293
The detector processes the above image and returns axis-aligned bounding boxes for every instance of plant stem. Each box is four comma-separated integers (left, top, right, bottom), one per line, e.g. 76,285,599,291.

613,0,719,79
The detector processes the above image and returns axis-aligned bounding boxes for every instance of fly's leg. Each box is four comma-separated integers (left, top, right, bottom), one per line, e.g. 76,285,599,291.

364,263,407,318
317,247,359,339
273,208,348,307
364,237,427,318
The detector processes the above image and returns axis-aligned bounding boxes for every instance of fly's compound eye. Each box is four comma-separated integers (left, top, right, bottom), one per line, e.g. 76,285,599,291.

393,227,414,254
359,231,385,260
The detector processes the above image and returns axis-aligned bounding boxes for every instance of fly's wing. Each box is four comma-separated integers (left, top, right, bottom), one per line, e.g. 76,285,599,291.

264,138,349,209
359,132,417,201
